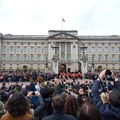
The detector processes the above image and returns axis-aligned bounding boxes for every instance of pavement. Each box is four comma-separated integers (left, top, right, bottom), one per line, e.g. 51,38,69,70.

0,78,92,88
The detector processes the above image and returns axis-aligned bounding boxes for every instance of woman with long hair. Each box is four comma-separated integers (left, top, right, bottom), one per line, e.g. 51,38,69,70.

64,94,80,119
1,92,32,120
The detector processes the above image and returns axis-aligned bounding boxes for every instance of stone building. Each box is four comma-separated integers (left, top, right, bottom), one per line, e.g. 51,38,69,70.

0,30,120,72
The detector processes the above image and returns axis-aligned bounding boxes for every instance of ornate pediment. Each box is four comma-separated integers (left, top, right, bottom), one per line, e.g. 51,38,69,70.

48,32,79,40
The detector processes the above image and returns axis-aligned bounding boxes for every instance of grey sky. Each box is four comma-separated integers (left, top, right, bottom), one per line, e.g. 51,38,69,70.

0,0,120,35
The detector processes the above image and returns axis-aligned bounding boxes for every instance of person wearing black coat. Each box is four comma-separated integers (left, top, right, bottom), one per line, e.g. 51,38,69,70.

42,94,76,120
91,69,120,120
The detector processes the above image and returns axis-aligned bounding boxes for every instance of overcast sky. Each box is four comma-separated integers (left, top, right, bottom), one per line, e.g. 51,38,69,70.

0,0,120,35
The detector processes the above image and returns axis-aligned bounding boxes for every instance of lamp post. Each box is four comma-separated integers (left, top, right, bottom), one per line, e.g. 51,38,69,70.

91,55,95,73
52,43,59,55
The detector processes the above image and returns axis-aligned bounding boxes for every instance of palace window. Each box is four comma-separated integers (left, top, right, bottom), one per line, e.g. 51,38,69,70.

111,54,115,61
37,46,41,52
67,46,71,52
78,47,83,53
43,46,48,53
24,54,27,61
10,46,13,52
61,46,65,52
104,47,108,53
37,54,41,61
3,54,6,61
17,46,20,52
98,47,101,53
17,54,20,61
44,55,48,62
10,54,13,61
91,47,95,53
30,54,34,61
67,43,71,51
118,47,120,53
98,54,101,62
119,55,120,62
24,46,27,52
104,54,108,62
67,55,71,61
112,47,115,53
61,55,65,61
3,46,7,52
31,46,34,52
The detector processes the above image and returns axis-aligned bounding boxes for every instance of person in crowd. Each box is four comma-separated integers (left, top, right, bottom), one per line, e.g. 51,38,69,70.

0,100,4,117
34,87,54,120
100,92,109,104
91,69,120,120
77,87,88,107
29,117,39,120
0,91,8,105
33,94,45,118
78,102,101,120
64,94,80,119
42,94,76,120
61,92,68,101
0,92,33,120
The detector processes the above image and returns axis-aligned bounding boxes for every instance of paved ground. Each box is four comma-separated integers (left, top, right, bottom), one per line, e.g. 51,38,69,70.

0,78,92,87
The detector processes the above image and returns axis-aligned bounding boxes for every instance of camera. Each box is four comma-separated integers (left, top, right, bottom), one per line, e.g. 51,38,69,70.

104,69,113,81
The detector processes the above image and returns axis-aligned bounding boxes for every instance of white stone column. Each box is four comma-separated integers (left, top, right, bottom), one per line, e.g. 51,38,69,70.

48,43,51,60
52,54,59,74
59,43,61,59
81,60,88,76
71,43,73,60
75,43,78,61
65,42,67,60
73,43,76,61
51,43,56,59
52,61,59,74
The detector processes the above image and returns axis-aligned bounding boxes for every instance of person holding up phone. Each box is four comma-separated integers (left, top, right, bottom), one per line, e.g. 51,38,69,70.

91,69,120,120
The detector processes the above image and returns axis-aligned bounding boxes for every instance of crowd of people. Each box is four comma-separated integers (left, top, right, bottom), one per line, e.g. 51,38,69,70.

0,70,83,83
0,69,120,120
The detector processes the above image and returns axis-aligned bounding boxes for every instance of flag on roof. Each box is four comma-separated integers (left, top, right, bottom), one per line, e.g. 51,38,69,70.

62,18,65,22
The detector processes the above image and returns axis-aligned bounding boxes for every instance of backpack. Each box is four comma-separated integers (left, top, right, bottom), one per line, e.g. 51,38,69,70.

29,94,39,109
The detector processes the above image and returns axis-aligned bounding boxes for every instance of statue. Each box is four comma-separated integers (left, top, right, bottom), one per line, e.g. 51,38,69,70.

79,43,88,77
51,43,59,74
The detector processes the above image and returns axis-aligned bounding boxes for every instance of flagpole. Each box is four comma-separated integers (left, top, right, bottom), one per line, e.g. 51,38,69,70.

62,18,65,30
62,20,63,30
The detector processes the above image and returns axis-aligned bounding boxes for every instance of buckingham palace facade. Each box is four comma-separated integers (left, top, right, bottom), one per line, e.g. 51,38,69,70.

0,30,120,72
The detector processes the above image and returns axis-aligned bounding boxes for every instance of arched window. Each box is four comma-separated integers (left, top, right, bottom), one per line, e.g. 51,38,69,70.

118,55,120,62
111,54,115,62
98,54,101,62
31,46,34,52
30,54,34,61
24,54,27,61
37,54,41,61
10,54,13,61
3,54,6,61
17,54,20,61
104,54,108,62
67,55,71,61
